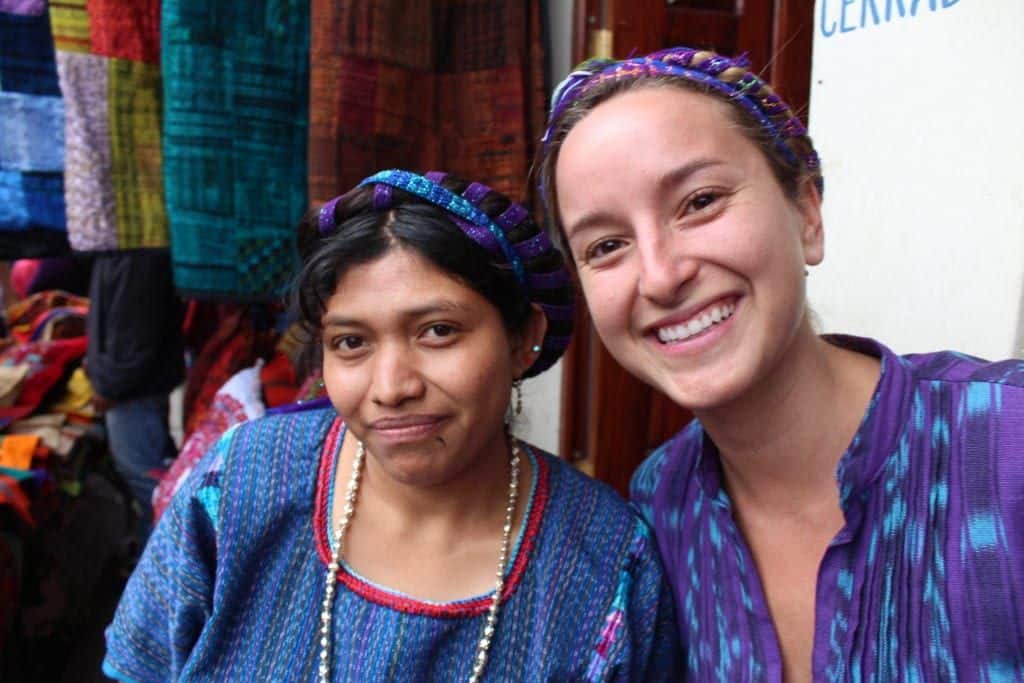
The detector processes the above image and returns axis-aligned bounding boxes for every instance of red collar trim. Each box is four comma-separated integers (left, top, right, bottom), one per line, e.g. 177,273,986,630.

312,417,549,618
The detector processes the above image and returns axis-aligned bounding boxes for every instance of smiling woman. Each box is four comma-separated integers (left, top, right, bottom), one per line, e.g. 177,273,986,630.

539,47,1024,683
102,169,682,682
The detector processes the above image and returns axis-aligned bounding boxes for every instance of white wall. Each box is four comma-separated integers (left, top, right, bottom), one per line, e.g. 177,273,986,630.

809,0,1024,360
514,1,574,454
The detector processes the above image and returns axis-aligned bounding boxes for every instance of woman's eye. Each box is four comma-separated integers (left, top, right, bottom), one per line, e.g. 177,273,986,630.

331,335,364,352
584,238,625,262
427,324,453,337
423,324,457,340
686,190,722,214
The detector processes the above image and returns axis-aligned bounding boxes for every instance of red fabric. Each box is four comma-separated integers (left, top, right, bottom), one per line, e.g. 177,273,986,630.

0,337,88,425
5,291,90,345
258,352,300,409
88,0,161,64
10,260,40,299
183,307,275,437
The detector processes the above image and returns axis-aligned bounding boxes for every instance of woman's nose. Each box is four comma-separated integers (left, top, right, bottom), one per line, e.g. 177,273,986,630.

636,230,698,306
370,345,426,407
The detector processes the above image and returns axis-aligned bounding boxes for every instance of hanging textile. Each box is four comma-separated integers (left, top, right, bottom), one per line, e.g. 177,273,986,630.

161,1,309,301
0,2,69,258
307,0,548,204
49,0,167,252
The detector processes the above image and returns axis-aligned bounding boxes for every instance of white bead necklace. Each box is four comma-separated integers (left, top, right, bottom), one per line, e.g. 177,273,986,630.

317,439,521,683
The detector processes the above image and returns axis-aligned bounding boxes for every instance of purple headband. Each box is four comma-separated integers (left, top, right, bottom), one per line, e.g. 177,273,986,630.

543,47,823,195
315,169,575,377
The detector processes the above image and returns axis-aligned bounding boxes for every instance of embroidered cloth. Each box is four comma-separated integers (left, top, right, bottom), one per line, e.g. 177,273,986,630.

105,408,682,681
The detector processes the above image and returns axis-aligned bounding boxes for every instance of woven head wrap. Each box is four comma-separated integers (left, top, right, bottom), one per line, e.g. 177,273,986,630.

541,46,823,198
317,169,574,378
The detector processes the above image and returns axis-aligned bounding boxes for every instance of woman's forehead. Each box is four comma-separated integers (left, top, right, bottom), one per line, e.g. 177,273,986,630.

324,249,487,321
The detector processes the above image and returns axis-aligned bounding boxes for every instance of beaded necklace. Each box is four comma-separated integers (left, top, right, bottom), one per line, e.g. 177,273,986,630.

317,439,521,682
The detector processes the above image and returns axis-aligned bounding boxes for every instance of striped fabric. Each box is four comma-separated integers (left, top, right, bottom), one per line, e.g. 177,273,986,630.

104,408,682,681
161,0,308,301
308,0,547,206
0,3,68,258
49,0,167,252
631,335,1024,682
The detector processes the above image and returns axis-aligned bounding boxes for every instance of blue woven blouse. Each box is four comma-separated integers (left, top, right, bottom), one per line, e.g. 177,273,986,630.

104,408,682,681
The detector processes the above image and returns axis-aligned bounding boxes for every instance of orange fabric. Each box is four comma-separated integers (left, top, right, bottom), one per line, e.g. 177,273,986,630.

0,435,40,470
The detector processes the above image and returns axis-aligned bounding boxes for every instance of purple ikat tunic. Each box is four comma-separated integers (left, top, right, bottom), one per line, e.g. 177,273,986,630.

631,335,1024,682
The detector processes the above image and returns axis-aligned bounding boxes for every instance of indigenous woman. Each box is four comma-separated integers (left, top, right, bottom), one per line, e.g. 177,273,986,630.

539,47,1024,682
103,170,681,681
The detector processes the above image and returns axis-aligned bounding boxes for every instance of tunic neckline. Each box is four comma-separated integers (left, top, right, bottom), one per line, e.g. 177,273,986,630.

311,416,550,617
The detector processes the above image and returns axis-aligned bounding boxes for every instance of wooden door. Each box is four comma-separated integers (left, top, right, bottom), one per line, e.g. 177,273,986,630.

561,0,816,495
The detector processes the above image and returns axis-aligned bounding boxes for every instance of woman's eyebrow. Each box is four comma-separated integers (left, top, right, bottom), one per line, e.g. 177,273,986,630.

654,158,725,195
321,300,465,328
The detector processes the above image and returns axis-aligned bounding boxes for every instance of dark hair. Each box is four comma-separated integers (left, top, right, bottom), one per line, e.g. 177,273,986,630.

293,174,572,374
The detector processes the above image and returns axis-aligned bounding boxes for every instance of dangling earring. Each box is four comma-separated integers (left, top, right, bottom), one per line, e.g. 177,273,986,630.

512,379,523,416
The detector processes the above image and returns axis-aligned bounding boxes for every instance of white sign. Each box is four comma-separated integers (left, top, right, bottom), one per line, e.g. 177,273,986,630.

809,1,1024,360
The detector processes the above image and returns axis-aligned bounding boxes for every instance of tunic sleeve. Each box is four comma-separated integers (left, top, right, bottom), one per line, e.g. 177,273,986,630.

102,430,233,682
584,518,683,682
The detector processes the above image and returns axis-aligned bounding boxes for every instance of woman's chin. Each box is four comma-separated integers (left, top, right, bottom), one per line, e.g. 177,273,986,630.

649,363,751,414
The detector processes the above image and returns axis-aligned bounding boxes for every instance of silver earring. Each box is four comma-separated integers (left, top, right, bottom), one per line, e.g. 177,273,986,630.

531,344,541,354
512,380,523,416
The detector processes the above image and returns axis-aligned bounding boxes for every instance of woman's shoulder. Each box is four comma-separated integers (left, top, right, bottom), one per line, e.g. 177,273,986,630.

903,346,1024,390
520,443,657,552
525,442,633,516
215,405,338,468
162,407,338,529
629,420,704,507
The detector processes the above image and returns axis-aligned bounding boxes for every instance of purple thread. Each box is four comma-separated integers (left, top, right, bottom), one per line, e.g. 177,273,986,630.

513,232,553,260
496,204,529,231
373,184,393,211
318,197,341,235
451,217,502,254
463,182,491,204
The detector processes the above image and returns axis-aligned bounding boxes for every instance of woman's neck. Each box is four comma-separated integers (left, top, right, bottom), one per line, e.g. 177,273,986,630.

341,428,520,536
333,426,532,602
696,329,881,516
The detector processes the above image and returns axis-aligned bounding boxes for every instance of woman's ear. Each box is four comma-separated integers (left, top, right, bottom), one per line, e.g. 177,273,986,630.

513,304,548,378
796,179,824,267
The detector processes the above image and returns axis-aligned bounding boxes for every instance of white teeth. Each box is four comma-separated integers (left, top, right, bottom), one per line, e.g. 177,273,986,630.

656,302,735,344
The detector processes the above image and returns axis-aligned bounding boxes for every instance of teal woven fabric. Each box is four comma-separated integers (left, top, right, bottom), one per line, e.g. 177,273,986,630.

161,0,309,301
